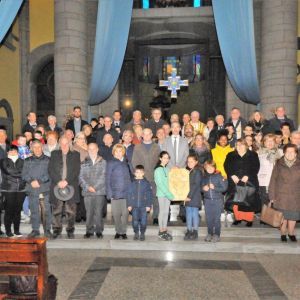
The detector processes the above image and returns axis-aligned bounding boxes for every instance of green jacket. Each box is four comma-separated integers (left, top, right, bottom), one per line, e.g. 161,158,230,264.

154,166,174,200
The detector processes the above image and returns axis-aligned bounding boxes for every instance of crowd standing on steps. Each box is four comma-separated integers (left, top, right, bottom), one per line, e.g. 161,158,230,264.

0,104,299,243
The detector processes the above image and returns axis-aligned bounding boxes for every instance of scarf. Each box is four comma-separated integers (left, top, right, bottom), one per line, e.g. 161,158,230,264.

259,147,281,164
284,157,296,168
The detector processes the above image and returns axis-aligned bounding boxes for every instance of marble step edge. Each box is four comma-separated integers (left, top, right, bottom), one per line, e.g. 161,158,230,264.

46,240,300,255
18,224,295,238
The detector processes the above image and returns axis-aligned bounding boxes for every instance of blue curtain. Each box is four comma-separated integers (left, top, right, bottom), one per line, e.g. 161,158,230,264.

212,0,260,105
0,0,24,44
89,0,133,106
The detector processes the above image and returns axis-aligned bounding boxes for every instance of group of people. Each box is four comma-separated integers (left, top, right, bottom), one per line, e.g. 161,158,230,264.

0,104,299,242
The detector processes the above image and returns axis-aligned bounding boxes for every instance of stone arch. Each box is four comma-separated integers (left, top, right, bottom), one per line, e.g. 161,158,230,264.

0,99,14,141
21,42,54,124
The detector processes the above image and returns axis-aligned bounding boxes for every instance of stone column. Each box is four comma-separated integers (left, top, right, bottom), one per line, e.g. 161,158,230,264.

54,0,88,125
260,0,297,123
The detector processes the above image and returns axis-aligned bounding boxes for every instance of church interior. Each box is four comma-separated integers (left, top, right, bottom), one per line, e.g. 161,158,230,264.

0,0,300,299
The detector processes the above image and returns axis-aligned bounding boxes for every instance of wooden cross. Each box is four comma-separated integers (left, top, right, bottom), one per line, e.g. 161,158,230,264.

159,68,189,98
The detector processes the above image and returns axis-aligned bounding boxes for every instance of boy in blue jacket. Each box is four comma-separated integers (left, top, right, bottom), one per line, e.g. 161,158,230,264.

202,160,228,242
128,165,153,241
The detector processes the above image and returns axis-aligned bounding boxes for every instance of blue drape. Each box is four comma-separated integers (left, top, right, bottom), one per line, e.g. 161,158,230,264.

212,0,260,105
89,0,133,106
0,0,23,44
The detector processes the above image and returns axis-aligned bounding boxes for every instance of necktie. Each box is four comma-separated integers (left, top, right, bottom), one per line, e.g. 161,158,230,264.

174,136,177,165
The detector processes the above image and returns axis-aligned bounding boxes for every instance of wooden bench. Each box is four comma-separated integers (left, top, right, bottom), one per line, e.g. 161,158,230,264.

0,238,48,300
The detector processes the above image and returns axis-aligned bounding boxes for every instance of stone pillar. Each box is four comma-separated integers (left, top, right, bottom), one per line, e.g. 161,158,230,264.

54,0,88,125
260,0,297,123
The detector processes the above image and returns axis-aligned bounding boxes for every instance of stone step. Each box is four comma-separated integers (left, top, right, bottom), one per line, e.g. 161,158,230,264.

15,224,300,255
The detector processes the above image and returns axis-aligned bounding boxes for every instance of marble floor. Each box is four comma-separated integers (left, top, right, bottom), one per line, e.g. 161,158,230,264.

48,249,300,300
5,223,299,300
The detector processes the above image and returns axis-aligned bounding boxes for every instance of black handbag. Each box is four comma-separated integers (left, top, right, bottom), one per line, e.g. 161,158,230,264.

224,181,256,212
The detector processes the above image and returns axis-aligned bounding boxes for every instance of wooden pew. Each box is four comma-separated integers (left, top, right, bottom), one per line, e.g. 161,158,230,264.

0,238,48,300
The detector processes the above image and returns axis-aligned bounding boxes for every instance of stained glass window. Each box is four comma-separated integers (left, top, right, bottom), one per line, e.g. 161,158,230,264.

143,57,150,79
162,56,181,79
193,54,201,79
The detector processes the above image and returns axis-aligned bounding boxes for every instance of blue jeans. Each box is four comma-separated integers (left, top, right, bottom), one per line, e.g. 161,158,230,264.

132,207,147,234
186,206,200,231
205,199,223,236
23,196,30,216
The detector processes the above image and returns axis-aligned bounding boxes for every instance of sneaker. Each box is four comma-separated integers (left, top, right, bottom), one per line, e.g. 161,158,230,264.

67,231,75,239
121,234,128,240
220,213,226,222
96,232,103,239
164,232,173,241
114,233,121,239
6,232,14,238
44,230,53,239
84,233,93,239
28,230,40,238
158,231,166,240
226,213,233,222
192,230,198,240
14,232,23,238
140,233,145,241
0,230,4,236
212,235,221,243
288,235,297,242
204,234,213,242
133,233,139,240
184,230,191,241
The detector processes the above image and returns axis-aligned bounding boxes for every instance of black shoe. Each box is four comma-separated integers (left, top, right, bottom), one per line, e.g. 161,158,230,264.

84,233,93,239
288,235,297,242
184,230,191,241
0,230,4,236
181,217,186,223
140,233,145,241
192,230,198,240
153,218,159,225
96,232,103,239
246,222,253,227
14,232,23,238
67,231,75,239
75,218,82,223
52,231,61,239
6,232,14,238
121,234,128,240
232,220,242,226
28,230,40,238
281,235,287,242
114,233,121,239
133,233,139,240
44,230,53,239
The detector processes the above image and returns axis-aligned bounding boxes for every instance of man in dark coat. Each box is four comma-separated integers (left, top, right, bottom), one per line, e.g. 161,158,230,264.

268,106,295,133
112,110,125,133
22,140,52,238
22,112,37,134
65,106,88,136
45,115,63,136
48,136,81,239
227,108,247,139
144,108,166,137
132,128,161,224
96,116,119,146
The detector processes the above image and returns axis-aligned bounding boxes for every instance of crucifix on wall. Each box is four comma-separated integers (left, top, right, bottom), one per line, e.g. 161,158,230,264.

159,68,189,98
